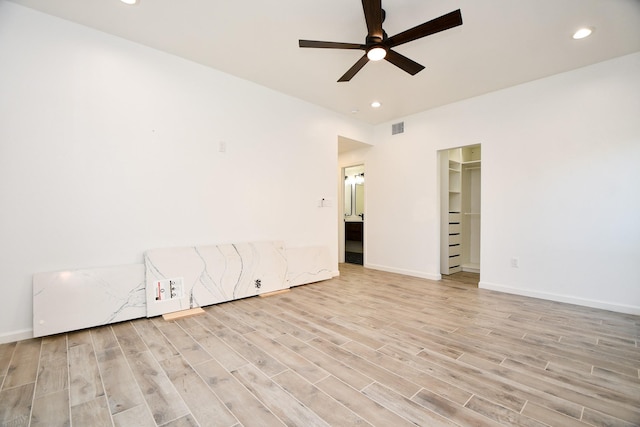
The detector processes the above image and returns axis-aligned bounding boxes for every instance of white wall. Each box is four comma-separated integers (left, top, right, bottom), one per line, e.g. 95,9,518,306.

0,2,371,341
366,52,640,313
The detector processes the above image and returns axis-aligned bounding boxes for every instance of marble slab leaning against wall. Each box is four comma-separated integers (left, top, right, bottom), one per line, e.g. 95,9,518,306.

286,246,333,286
145,241,289,317
33,264,146,338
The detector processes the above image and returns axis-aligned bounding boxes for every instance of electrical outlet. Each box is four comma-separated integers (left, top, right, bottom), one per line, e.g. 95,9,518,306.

510,257,519,268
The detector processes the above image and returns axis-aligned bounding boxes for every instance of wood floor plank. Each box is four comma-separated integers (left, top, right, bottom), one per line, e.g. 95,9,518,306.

307,336,421,398
465,395,548,427
315,375,415,427
492,357,640,423
30,389,70,427
362,381,459,427
272,369,372,426
160,355,238,427
276,311,351,346
411,387,503,427
112,404,156,427
34,335,67,398
132,318,181,362
342,340,472,405
4,338,41,389
160,414,200,427
155,322,212,366
212,325,287,378
91,325,119,351
0,342,17,380
243,331,329,384
111,322,149,355
581,407,640,427
276,334,373,391
193,359,285,427
68,341,104,406
95,346,144,415
205,304,255,335
0,382,34,427
189,331,249,372
521,401,592,427
70,395,112,427
231,364,329,427
123,350,189,426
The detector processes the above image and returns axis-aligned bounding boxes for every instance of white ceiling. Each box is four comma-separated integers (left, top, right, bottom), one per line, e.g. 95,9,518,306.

7,0,640,125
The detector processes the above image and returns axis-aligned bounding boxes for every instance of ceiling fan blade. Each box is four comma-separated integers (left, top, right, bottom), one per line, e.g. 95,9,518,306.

387,9,462,48
385,49,425,75
362,0,383,39
338,54,369,82
299,40,364,49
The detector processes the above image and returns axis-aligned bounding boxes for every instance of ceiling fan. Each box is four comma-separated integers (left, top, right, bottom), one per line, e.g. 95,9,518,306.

299,0,463,82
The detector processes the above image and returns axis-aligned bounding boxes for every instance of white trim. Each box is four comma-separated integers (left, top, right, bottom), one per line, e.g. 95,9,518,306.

479,281,640,316
365,263,441,281
0,328,33,344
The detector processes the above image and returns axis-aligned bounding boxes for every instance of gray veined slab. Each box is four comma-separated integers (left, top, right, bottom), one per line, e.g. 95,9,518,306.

33,264,146,338
145,241,288,317
286,246,333,287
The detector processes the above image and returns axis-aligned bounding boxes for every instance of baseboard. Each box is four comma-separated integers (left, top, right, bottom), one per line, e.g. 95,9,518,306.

0,328,33,344
365,263,441,281
479,281,640,315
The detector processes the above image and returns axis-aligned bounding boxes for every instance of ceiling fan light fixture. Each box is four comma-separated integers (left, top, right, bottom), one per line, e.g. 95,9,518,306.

367,46,387,61
572,27,593,39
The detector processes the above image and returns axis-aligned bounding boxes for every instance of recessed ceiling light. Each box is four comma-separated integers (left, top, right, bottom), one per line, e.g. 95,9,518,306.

120,0,137,5
371,101,381,108
573,27,593,40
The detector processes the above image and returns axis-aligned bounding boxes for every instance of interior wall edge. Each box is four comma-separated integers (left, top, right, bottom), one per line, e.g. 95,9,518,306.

479,281,640,316
0,328,33,345
365,263,442,282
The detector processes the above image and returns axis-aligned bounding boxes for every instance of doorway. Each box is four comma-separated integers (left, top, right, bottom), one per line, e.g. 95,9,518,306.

344,164,364,265
439,144,481,277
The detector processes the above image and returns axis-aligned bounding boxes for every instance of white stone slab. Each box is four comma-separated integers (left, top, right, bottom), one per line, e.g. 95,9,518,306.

145,241,288,317
33,264,146,337
286,246,333,287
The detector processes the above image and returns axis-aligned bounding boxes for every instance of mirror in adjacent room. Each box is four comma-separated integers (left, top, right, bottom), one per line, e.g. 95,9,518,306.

344,164,365,219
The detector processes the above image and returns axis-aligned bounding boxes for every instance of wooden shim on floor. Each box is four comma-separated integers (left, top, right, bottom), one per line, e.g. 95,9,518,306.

162,307,205,321
259,289,291,298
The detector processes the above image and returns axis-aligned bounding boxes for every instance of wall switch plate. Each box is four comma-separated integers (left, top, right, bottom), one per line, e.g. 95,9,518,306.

319,198,333,207
510,257,519,268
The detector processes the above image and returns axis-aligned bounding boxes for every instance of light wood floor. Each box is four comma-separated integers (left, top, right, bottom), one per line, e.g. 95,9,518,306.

1,264,639,427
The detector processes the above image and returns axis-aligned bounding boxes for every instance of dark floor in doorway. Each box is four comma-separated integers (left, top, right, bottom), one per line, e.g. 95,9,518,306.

345,251,363,265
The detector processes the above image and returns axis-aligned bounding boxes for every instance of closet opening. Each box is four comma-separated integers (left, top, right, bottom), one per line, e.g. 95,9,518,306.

439,144,481,281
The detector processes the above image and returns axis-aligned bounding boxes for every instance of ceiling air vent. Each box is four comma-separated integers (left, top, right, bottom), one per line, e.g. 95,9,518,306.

392,122,404,135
